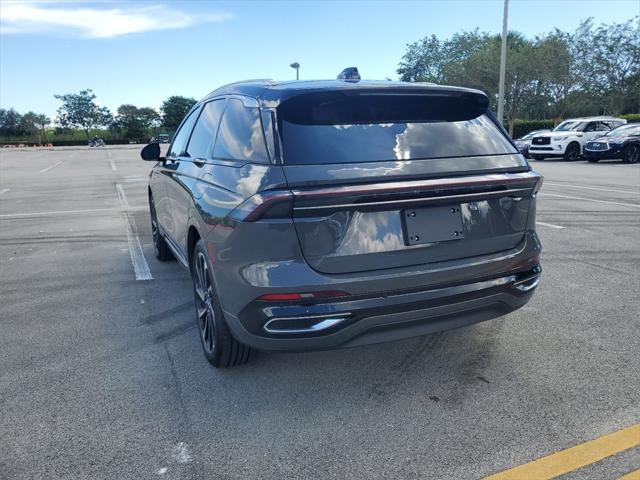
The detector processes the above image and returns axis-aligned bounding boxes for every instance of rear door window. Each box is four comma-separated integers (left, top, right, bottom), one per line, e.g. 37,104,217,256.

168,107,200,158
186,99,225,159
213,98,270,163
277,91,517,165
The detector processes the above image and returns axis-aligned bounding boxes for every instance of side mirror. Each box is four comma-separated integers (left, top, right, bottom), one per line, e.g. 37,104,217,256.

141,142,161,161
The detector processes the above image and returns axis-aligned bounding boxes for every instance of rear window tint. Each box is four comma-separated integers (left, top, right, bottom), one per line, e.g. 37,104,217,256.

213,98,270,163
278,92,517,165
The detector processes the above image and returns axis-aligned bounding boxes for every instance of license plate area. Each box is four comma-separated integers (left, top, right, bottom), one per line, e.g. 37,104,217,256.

403,205,464,245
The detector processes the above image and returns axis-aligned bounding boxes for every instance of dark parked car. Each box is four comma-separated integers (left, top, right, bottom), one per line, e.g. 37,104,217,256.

141,79,542,367
584,123,640,163
514,129,550,158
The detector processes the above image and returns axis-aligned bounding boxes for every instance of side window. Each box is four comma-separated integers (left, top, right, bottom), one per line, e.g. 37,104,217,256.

261,109,277,162
598,122,612,131
186,99,225,159
584,122,598,132
213,98,270,163
168,107,200,157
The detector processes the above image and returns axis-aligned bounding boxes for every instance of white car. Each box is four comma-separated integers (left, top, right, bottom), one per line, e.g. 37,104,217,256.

528,116,627,161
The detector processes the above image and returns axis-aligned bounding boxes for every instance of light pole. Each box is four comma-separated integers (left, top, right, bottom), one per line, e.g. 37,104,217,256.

497,0,509,126
290,62,300,80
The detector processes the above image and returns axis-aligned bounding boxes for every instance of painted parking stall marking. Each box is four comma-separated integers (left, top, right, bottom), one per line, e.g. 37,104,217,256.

618,468,640,480
38,160,63,174
484,423,640,480
536,221,565,229
545,182,640,196
115,183,152,281
539,192,640,209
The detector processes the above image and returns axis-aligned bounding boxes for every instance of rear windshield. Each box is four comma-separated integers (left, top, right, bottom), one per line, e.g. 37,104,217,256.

277,91,516,165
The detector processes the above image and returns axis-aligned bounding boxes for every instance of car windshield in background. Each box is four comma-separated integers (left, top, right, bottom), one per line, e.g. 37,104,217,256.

278,92,516,164
554,121,586,132
606,124,639,136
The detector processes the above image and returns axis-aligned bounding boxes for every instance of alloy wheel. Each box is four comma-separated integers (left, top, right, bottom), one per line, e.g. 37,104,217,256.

627,145,639,164
194,252,216,354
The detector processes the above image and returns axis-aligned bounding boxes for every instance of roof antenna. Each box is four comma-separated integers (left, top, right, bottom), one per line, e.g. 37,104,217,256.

337,67,361,81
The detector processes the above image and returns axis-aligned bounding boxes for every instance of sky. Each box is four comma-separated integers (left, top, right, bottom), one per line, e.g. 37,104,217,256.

1,0,638,117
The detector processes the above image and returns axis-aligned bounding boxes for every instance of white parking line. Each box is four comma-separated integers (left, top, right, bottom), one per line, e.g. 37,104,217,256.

0,188,9,195
38,161,63,174
545,182,640,196
116,183,129,208
110,159,117,171
536,221,565,229
116,183,152,281
0,206,148,218
539,192,640,209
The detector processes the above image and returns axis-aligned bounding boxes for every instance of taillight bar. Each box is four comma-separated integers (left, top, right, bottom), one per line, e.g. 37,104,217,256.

230,171,543,222
291,171,542,201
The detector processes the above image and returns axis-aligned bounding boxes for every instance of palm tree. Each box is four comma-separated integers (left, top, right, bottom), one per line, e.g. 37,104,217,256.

290,62,300,80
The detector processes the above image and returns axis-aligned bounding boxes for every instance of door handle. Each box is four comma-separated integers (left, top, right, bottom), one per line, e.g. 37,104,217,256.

193,158,206,166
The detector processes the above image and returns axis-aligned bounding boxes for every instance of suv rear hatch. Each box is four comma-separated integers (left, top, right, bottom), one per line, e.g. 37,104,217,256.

276,87,538,275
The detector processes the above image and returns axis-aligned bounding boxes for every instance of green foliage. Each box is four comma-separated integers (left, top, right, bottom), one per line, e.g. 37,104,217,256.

110,104,160,141
54,89,112,140
621,113,640,124
161,96,197,132
510,120,556,139
398,16,640,131
0,108,25,137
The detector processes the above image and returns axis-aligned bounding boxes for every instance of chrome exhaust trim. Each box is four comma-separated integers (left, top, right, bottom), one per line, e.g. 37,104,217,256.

263,314,351,334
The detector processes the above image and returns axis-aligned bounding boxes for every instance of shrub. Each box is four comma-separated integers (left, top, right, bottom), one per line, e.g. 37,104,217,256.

510,120,557,139
621,113,640,123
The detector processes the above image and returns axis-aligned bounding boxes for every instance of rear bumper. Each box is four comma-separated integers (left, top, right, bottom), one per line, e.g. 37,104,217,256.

223,266,540,352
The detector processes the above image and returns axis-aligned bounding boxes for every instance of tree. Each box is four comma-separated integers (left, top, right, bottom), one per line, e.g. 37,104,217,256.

572,17,640,115
21,112,51,144
397,31,488,83
0,108,25,137
160,96,196,132
398,30,540,134
111,104,161,141
54,89,111,140
396,17,639,130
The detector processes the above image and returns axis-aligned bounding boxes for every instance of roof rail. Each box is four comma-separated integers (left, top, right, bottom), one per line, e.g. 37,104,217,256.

220,79,275,88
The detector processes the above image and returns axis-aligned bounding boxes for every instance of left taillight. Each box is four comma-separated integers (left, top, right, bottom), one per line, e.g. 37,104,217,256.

257,291,351,302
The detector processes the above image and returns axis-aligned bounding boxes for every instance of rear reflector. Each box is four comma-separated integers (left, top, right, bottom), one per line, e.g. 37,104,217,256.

257,291,350,302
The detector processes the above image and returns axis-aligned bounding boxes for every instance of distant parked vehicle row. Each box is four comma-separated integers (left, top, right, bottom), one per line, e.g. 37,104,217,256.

526,116,627,162
514,129,550,159
584,123,640,164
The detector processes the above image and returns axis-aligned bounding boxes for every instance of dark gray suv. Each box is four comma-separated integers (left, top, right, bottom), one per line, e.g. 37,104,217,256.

141,79,542,368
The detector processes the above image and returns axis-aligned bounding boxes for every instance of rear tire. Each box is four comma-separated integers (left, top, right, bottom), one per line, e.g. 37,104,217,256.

149,194,174,261
192,239,252,368
622,144,639,164
563,142,580,162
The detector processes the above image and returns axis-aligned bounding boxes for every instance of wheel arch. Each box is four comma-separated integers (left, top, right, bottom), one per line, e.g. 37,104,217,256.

568,140,582,154
186,224,202,275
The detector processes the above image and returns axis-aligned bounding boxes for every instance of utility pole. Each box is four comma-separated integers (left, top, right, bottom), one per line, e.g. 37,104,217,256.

290,62,300,80
497,0,509,126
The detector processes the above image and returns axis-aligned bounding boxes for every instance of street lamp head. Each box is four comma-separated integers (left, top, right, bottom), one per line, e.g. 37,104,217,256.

290,62,300,69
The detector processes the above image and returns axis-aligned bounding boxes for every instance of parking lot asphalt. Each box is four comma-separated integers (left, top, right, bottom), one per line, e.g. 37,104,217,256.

1,146,639,480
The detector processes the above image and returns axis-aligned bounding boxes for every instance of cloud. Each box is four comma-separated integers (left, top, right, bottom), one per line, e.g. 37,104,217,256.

0,1,233,38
